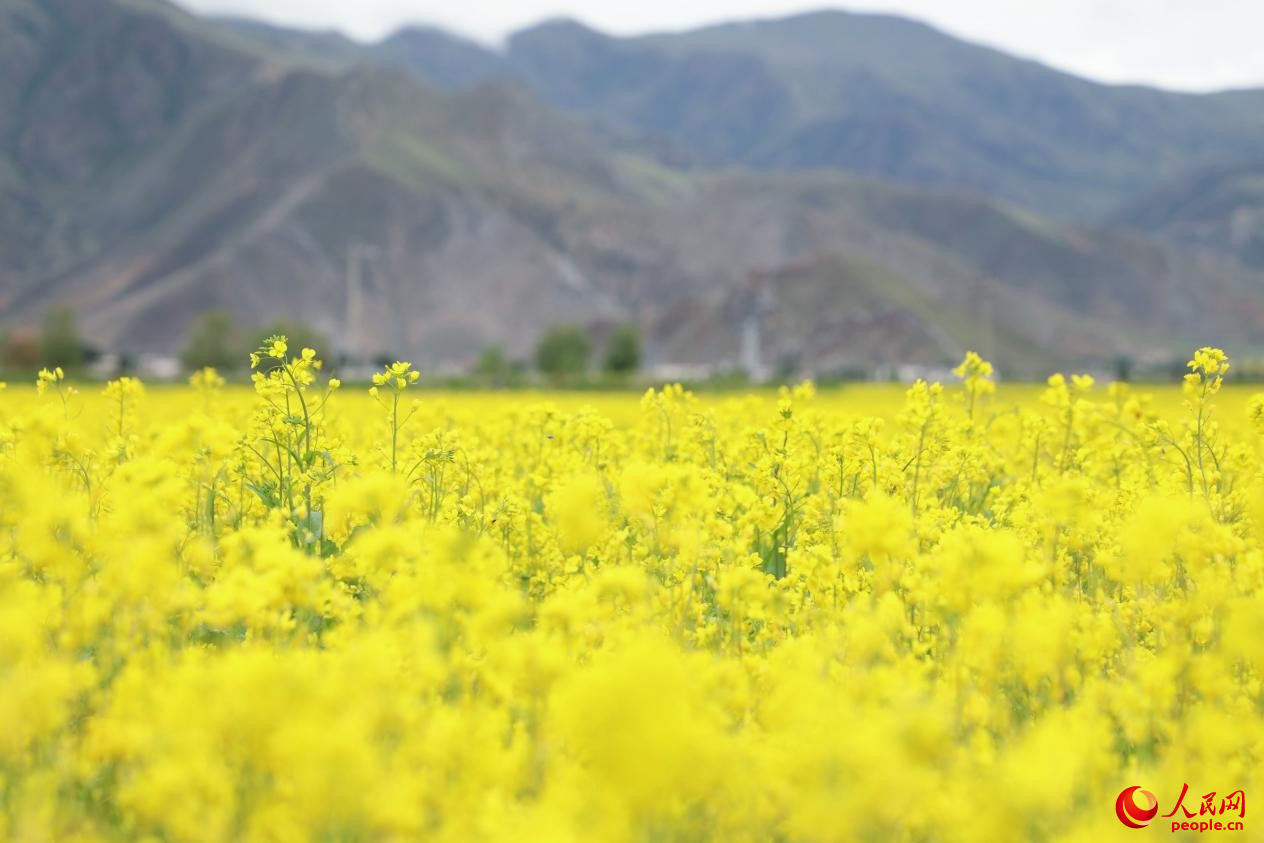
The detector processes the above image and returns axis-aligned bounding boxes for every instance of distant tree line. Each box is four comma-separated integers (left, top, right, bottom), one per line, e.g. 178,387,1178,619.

17,309,1263,387
3,308,643,384
530,322,641,382
0,307,333,377
468,323,642,385
183,311,643,383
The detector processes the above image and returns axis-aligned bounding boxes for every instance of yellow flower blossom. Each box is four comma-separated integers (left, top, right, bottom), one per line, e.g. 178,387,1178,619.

0,344,1257,842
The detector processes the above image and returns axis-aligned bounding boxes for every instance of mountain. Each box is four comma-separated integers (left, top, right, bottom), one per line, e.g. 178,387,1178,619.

0,0,634,358
1110,162,1264,272
209,16,364,68
372,27,507,90
312,11,1264,221
648,173,1264,372
0,0,255,280
214,18,507,90
3,0,1264,377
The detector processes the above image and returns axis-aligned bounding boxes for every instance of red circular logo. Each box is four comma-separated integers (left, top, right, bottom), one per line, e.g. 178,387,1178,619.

1116,786,1159,828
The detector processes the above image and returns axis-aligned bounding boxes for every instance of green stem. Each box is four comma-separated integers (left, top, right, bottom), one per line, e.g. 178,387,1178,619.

1059,406,1074,474
391,392,399,473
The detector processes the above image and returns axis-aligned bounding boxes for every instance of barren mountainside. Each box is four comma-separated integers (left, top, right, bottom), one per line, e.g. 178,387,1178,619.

3,0,1264,374
224,11,1264,220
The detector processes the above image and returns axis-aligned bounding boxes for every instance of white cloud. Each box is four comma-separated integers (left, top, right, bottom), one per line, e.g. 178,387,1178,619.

175,0,1264,91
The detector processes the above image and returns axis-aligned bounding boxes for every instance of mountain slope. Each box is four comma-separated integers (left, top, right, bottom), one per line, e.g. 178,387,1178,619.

1110,162,1264,272
214,18,508,89
4,0,1264,377
0,0,256,286
642,173,1264,372
501,12,1264,219
372,27,507,90
214,10,1264,220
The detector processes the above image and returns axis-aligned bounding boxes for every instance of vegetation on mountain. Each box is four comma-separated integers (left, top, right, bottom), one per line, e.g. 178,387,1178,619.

1111,161,1264,271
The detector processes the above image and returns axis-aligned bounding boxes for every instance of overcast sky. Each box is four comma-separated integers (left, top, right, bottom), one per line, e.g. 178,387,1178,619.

177,0,1264,92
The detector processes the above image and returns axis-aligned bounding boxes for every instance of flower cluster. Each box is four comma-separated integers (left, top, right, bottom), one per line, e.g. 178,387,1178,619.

371,361,421,472
0,347,1259,842
370,360,420,395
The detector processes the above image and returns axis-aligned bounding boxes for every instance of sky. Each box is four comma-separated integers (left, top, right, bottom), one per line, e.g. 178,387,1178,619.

177,0,1264,92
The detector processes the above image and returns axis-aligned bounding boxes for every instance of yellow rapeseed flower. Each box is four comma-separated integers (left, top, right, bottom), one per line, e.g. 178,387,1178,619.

0,343,1257,842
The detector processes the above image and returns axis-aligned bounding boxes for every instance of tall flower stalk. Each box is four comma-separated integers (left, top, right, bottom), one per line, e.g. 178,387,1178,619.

370,361,420,473
241,336,341,552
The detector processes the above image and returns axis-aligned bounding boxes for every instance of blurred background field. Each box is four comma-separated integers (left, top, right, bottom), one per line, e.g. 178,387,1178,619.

6,380,1264,431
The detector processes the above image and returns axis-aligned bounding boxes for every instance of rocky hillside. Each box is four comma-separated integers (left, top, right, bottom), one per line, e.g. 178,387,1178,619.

3,0,1264,376
222,11,1264,220
1110,162,1264,273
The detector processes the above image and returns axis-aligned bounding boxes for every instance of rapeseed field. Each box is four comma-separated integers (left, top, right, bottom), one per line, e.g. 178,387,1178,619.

0,343,1258,842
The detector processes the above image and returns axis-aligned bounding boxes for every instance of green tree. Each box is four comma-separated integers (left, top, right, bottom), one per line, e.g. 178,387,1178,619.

603,324,642,377
473,345,510,386
1113,354,1135,383
534,325,591,381
181,310,239,372
40,305,85,369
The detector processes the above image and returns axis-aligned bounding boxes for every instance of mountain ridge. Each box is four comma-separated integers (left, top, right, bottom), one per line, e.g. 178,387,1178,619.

3,0,1264,376
215,8,1264,219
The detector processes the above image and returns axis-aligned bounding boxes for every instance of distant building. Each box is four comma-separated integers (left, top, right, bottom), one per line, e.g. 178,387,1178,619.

137,355,181,380
739,271,775,382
